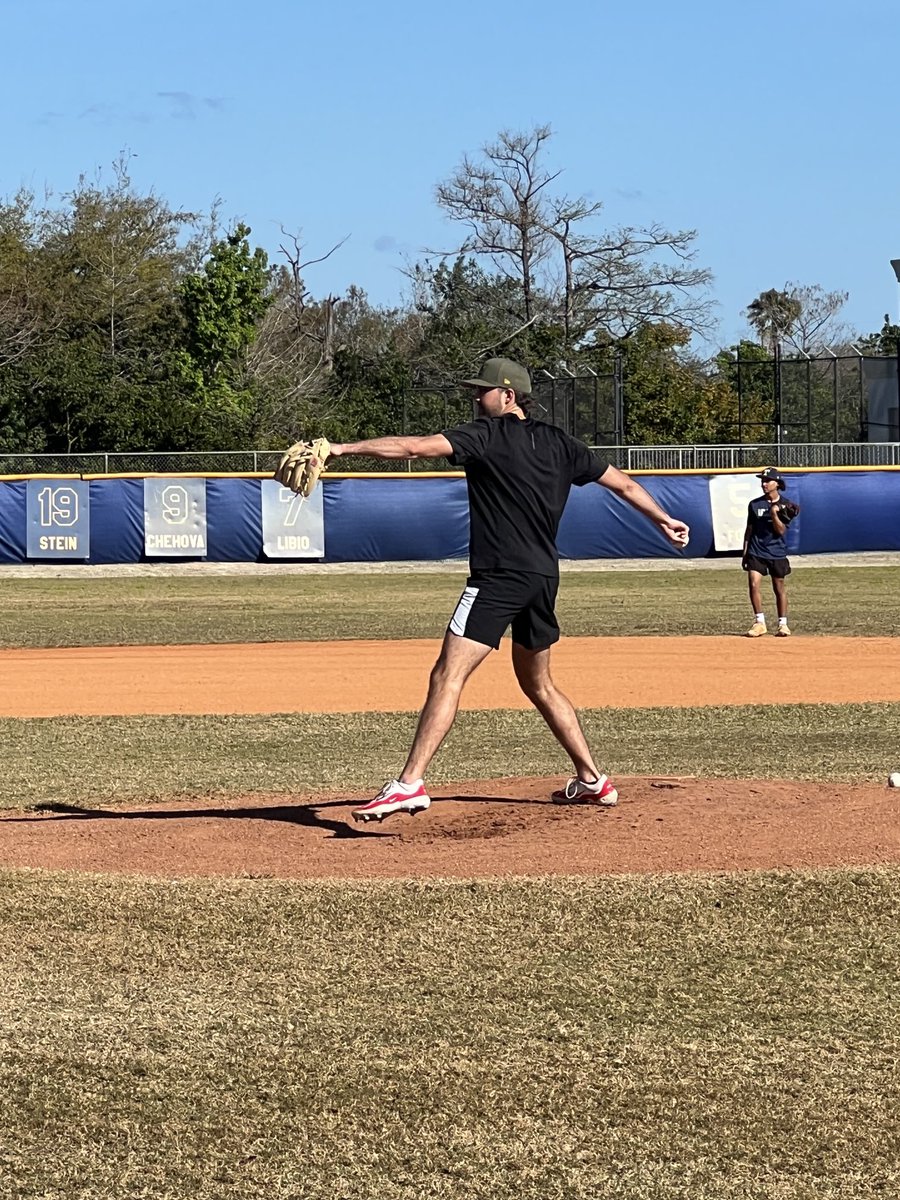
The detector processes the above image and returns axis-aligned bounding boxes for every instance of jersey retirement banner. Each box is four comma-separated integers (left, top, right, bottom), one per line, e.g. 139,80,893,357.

261,478,325,558
26,480,90,559
708,474,759,552
144,478,208,557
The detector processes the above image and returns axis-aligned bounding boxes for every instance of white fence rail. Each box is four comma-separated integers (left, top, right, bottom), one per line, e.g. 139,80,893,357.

592,443,900,471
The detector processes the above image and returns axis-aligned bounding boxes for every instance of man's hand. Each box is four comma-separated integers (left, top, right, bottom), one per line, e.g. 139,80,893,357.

658,518,690,548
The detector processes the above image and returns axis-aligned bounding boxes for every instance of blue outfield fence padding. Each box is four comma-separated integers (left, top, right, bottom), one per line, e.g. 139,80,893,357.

788,471,900,554
557,475,713,559
323,478,471,562
87,479,144,562
0,481,26,561
0,470,899,564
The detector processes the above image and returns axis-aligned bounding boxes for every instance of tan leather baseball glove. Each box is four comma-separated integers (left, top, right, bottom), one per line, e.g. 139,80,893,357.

273,437,332,497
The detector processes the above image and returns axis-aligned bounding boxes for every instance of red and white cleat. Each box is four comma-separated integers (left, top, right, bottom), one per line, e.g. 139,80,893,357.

551,775,618,807
352,779,432,823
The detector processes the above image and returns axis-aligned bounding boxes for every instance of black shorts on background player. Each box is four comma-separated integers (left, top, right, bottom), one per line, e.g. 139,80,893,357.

743,553,791,578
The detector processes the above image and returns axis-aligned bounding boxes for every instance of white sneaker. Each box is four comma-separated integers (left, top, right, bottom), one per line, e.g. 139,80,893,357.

352,779,431,823
551,775,618,807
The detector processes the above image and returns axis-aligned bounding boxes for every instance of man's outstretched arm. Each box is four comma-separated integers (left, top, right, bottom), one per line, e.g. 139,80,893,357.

597,464,690,547
329,435,454,460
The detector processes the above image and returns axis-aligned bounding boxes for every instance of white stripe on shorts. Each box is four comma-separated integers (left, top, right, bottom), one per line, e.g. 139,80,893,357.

449,586,479,637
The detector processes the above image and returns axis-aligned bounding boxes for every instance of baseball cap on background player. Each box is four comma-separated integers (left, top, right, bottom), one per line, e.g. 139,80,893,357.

757,466,786,488
460,357,533,397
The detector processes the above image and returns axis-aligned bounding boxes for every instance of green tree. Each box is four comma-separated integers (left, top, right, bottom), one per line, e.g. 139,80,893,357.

619,324,738,444
0,161,214,452
44,156,200,360
175,223,274,445
714,340,776,443
178,222,271,377
409,256,566,383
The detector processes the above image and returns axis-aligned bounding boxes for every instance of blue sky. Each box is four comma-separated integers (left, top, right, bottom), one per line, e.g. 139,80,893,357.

4,0,899,354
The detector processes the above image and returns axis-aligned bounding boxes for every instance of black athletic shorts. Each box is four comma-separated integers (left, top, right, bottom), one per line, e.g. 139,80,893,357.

745,554,791,578
448,569,560,651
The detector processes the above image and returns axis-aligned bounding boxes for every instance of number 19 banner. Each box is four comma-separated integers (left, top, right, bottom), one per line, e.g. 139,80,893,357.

26,480,90,559
144,478,208,557
261,479,325,558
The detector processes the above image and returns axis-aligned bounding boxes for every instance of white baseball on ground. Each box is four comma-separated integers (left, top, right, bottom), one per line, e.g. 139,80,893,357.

889,772,900,789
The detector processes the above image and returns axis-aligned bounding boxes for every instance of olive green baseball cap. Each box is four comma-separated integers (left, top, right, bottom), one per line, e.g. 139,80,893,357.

460,357,532,396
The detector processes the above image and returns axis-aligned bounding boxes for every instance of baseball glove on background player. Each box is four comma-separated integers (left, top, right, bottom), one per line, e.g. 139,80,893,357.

274,436,332,497
777,500,800,525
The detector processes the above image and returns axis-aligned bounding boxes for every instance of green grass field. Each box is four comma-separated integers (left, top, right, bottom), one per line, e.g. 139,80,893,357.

1,565,898,1197
3,703,898,809
1,565,899,646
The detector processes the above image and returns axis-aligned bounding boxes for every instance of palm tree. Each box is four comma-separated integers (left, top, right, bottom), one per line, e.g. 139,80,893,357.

746,288,802,354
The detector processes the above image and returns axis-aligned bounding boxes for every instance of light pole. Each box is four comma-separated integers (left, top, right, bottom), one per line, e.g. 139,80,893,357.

891,259,900,321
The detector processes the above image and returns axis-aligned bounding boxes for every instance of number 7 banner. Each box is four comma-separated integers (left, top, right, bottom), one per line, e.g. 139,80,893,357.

261,479,325,558
26,480,90,559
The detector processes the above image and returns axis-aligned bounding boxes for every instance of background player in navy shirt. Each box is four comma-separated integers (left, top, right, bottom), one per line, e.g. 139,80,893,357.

742,466,800,637
326,357,691,823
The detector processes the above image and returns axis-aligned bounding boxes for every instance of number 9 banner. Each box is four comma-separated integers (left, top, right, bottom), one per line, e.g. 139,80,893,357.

143,478,208,557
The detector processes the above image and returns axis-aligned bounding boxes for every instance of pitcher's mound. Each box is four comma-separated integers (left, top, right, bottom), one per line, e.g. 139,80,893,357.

2,775,898,879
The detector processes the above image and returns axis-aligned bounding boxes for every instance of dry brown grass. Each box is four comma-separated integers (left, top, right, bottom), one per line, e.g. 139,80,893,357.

1,869,898,1199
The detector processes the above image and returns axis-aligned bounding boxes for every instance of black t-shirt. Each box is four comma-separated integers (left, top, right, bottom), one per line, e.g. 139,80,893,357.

443,414,610,576
746,493,795,559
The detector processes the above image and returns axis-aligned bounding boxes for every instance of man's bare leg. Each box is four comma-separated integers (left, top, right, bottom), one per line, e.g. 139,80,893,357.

511,643,600,781
399,630,492,783
748,571,764,615
772,575,789,619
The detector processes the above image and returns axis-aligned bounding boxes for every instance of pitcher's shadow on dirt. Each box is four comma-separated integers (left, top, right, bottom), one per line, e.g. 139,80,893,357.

15,793,549,839
20,800,383,840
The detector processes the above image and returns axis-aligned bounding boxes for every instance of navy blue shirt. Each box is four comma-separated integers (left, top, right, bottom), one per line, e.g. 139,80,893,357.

443,414,610,576
746,493,796,560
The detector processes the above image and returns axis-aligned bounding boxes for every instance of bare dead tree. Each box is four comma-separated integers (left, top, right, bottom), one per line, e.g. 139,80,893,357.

277,229,350,374
434,125,714,363
435,126,558,323
245,231,353,442
558,221,714,343
780,281,852,354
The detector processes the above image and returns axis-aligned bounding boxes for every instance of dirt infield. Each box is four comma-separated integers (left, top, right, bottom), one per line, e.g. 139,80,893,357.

1,635,898,878
4,635,900,717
